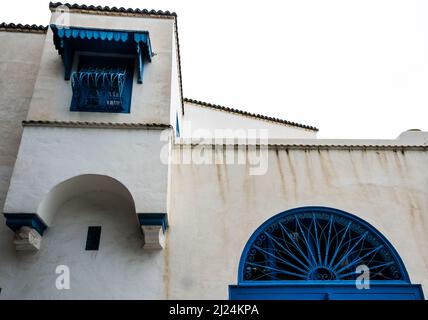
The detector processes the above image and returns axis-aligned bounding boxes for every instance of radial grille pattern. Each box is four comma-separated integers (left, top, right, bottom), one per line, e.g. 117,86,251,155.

242,210,405,281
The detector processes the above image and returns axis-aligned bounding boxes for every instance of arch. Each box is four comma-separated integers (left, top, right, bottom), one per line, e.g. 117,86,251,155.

37,174,136,226
238,206,409,283
230,206,424,300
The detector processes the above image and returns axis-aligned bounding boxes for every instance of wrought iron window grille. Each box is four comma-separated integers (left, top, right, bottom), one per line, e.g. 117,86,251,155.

70,55,134,113
71,66,128,112
240,207,409,282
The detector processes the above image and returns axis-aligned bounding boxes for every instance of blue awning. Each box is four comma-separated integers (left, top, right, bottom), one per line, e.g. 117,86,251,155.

50,25,153,83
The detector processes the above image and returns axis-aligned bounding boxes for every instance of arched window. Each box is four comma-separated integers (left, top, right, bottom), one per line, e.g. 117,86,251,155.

230,207,424,300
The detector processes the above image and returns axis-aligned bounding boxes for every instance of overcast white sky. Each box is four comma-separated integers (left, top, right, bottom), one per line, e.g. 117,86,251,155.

1,0,427,138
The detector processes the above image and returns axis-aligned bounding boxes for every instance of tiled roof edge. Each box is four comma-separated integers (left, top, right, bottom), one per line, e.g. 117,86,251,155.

176,143,427,151
0,22,48,33
184,98,319,131
23,120,172,129
49,2,177,17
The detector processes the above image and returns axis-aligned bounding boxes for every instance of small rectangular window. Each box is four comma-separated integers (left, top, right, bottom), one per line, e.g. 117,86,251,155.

85,226,102,251
71,55,134,113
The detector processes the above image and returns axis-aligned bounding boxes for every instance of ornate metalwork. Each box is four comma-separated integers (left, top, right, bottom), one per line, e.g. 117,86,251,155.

71,66,127,112
242,208,406,282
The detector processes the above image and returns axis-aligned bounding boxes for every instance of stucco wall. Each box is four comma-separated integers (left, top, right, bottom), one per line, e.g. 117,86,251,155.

26,11,175,125
182,101,317,140
167,146,428,299
0,189,166,299
0,32,45,292
1,144,426,299
0,31,45,212
3,126,171,224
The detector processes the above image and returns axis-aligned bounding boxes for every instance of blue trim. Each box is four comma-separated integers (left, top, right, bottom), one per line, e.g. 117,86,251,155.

138,213,168,233
50,25,152,82
175,112,180,137
229,283,425,300
237,206,411,284
3,213,47,236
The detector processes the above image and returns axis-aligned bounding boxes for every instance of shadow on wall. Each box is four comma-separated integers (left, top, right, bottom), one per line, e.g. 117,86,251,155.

37,174,137,226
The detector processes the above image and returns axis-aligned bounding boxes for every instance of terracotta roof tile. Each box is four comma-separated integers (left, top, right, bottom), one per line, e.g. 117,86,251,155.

49,2,177,17
0,22,48,33
184,98,319,131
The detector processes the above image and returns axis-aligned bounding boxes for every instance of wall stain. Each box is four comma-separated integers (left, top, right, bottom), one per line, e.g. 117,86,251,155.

376,151,389,176
348,150,361,181
285,149,298,201
393,150,406,180
303,150,315,192
318,149,334,185
275,149,287,196
216,150,226,203
221,147,230,192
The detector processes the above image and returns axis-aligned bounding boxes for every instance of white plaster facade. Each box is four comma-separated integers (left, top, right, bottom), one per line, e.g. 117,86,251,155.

0,3,427,300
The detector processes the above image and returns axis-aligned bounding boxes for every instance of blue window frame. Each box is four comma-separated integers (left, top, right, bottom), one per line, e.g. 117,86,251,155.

229,206,424,300
70,55,134,113
50,25,153,114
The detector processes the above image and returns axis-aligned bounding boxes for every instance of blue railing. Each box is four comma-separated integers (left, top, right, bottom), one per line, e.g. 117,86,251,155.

71,66,127,112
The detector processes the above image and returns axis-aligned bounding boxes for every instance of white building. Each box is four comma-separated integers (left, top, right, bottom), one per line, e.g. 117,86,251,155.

0,2,427,300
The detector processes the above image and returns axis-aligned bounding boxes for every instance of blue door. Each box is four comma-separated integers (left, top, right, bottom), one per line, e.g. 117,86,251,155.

230,207,424,300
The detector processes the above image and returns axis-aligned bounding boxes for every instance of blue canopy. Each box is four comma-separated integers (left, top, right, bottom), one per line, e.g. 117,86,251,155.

50,25,153,83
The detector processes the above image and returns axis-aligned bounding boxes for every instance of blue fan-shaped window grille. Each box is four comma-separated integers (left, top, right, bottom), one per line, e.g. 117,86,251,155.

240,207,408,282
71,55,134,113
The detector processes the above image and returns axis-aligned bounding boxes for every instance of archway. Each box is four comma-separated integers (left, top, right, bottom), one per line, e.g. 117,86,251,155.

26,174,162,298
37,174,136,226
229,206,424,300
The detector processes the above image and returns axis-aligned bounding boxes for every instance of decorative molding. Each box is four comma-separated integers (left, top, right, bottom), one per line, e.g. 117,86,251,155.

50,25,152,81
175,143,428,152
184,98,319,131
138,213,168,250
4,213,47,236
13,227,42,251
22,120,172,130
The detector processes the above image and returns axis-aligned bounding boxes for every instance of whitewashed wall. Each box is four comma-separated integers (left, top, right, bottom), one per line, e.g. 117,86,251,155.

1,141,427,299
3,127,171,224
0,31,45,212
1,189,165,299
0,31,45,295
167,143,428,299
182,101,317,140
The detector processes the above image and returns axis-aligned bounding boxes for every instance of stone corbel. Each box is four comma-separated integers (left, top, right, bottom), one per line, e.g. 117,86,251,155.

138,213,168,250
13,226,42,251
4,213,47,251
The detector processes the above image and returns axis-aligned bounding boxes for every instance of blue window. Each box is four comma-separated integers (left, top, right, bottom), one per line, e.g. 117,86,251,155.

70,56,134,113
229,206,424,300
50,25,153,114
